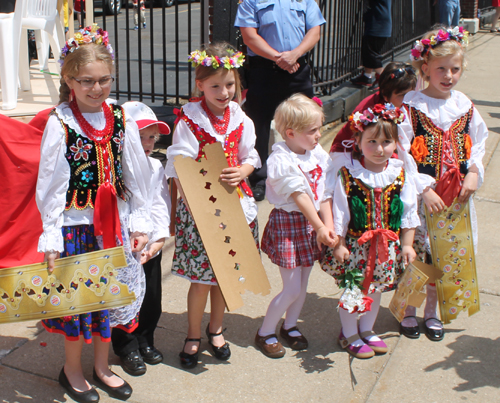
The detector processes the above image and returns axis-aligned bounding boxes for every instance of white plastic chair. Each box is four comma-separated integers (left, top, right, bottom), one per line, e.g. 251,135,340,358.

0,4,22,110
19,0,65,91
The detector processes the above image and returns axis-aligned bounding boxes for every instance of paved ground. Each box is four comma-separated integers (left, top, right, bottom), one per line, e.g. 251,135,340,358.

1,30,500,403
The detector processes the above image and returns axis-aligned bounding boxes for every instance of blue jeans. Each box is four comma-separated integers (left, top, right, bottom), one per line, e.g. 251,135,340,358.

439,0,460,26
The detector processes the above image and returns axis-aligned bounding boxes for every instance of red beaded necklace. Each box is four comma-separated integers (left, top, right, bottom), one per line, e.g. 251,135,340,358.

201,98,230,135
70,99,115,145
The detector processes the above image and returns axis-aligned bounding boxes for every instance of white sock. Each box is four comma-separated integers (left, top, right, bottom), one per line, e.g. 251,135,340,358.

424,285,443,330
401,305,418,327
358,292,382,342
283,266,313,337
364,72,373,78
339,309,364,347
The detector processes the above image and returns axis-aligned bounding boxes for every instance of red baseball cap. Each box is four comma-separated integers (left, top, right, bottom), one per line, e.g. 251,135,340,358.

121,101,171,135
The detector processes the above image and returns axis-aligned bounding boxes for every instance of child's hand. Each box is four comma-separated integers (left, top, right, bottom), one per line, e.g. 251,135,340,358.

422,188,446,213
220,167,244,187
458,171,478,203
402,245,417,266
333,242,350,264
131,232,148,252
316,226,337,250
140,239,165,264
44,251,60,273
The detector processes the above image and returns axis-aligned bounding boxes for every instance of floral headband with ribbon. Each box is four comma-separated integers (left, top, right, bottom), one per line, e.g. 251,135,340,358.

349,103,405,133
59,24,113,67
410,26,469,62
188,49,245,70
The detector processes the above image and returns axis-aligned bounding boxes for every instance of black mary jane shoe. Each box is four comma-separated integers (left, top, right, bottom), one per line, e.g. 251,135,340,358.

92,368,133,401
139,346,164,365
206,324,231,361
179,338,201,369
58,367,100,403
424,318,445,342
399,315,420,339
119,350,146,376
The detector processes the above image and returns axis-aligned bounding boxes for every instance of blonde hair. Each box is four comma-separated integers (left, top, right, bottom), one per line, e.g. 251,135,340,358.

59,43,114,104
274,93,324,139
192,42,242,103
412,26,467,81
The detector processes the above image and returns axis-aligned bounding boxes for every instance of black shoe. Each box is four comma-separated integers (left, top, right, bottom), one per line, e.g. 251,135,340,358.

424,318,444,342
92,369,132,401
252,185,265,202
399,316,420,339
58,367,100,403
179,338,201,369
139,346,163,365
119,350,146,376
351,73,374,87
206,324,231,361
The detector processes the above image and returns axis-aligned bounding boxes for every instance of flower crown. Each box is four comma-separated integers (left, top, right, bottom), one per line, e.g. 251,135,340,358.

410,26,469,62
188,49,245,70
349,103,405,132
59,24,113,67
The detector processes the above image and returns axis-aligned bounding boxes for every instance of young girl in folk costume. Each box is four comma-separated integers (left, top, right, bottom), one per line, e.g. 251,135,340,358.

330,61,417,172
322,104,420,359
255,94,337,359
36,25,153,402
165,42,261,369
399,26,488,341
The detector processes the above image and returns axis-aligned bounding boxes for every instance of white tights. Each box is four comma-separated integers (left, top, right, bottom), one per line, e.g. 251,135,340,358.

402,284,442,330
259,266,313,344
339,292,382,347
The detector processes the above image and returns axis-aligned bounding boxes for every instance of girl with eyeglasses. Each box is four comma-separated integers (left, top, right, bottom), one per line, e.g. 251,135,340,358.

36,25,153,402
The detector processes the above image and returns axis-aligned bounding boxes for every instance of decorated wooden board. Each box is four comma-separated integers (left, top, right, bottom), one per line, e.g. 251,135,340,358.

174,142,271,311
0,246,135,324
389,260,443,322
425,199,480,324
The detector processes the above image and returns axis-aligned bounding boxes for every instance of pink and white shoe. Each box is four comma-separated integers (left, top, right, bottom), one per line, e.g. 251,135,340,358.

338,330,375,359
359,330,388,354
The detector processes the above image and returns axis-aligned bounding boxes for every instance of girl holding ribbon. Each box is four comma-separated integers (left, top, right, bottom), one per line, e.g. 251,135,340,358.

322,104,420,359
36,25,152,402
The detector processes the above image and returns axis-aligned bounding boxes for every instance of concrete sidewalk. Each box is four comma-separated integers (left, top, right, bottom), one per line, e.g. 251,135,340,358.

1,30,500,403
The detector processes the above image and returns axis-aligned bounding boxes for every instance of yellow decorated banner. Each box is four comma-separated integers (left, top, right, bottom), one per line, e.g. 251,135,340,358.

0,247,135,324
425,199,480,324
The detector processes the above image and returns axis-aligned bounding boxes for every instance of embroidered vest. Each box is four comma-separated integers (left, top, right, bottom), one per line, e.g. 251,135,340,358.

407,105,473,180
62,104,127,210
340,166,405,239
178,110,253,197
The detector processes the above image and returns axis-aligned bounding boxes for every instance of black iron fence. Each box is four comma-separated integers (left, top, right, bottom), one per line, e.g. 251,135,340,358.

82,0,433,105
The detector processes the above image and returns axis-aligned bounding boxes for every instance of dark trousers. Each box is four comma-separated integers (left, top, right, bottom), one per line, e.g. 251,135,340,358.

245,57,314,188
112,251,163,356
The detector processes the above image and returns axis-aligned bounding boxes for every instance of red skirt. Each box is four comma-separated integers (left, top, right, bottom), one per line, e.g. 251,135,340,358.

261,208,323,269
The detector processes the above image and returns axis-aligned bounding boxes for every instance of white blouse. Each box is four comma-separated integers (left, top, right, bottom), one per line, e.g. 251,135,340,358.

147,157,171,253
165,100,261,224
333,159,420,237
399,90,488,191
266,142,335,212
36,101,154,253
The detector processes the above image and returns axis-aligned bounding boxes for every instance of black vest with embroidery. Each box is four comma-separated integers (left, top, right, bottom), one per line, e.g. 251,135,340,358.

339,166,405,239
408,105,473,179
62,104,127,211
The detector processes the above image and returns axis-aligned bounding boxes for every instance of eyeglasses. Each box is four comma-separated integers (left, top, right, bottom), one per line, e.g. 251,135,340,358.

72,76,115,89
390,66,416,80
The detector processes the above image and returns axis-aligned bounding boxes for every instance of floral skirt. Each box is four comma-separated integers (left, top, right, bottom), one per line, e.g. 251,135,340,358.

172,198,259,285
42,225,112,344
321,235,404,294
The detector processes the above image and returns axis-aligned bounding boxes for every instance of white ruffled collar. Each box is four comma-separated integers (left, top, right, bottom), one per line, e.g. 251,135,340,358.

54,99,119,137
404,90,472,120
348,158,404,186
272,142,321,172
182,100,244,140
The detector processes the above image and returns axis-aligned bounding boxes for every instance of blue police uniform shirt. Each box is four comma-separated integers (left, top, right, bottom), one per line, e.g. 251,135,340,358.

234,0,326,57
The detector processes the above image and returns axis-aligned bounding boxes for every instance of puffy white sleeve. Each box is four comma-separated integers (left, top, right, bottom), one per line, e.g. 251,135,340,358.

468,107,488,189
36,115,70,253
150,169,171,244
400,172,421,229
238,116,261,168
267,153,308,199
122,117,154,235
332,172,350,237
322,152,336,201
164,119,200,179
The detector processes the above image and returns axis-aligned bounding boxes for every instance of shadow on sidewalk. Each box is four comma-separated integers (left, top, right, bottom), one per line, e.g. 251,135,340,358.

424,335,500,391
